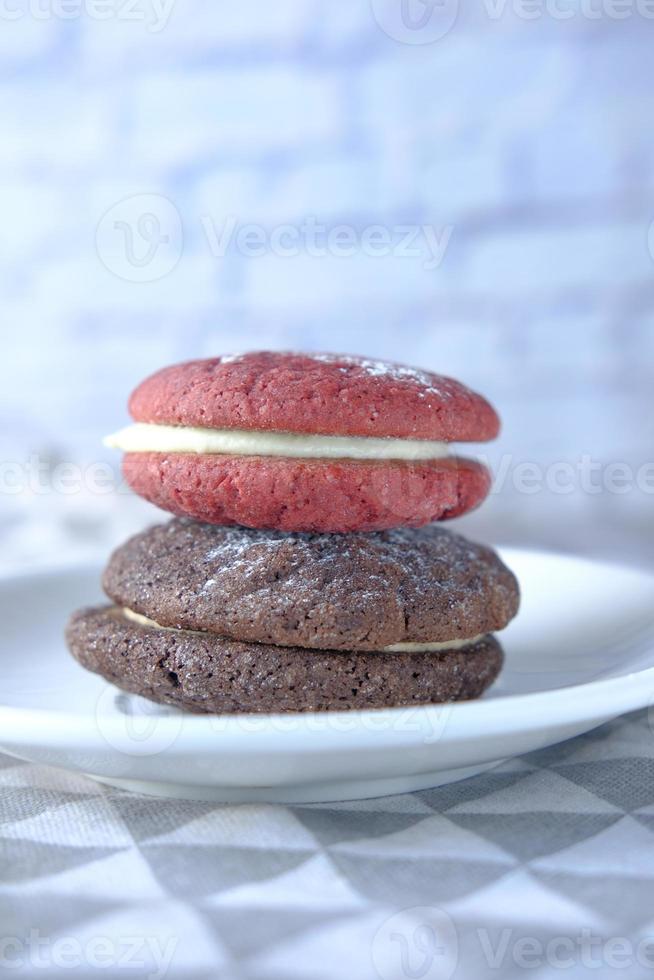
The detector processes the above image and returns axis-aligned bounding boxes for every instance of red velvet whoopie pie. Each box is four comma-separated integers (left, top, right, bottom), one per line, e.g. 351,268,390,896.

105,351,499,533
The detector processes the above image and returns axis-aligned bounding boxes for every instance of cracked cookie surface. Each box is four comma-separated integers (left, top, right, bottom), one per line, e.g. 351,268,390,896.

102,518,520,651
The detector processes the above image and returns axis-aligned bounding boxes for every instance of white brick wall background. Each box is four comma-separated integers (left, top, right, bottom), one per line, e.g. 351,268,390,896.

1,0,653,569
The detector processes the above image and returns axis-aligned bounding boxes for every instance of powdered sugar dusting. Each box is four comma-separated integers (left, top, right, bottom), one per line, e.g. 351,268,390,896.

216,351,455,398
202,526,349,603
218,352,246,365
311,352,452,396
197,521,509,607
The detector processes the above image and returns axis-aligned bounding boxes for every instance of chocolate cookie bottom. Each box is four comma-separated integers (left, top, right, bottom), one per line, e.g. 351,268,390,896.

66,607,504,714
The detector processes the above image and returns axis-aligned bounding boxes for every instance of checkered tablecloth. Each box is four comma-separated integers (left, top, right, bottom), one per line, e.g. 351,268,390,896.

2,708,654,979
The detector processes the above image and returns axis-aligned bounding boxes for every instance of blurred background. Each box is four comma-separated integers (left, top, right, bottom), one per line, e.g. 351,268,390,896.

1,0,653,571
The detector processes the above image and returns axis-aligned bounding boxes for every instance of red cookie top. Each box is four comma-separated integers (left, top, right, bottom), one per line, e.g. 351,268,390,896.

129,351,500,442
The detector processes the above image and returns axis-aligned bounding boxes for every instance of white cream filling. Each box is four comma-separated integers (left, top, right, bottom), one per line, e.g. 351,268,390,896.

121,608,486,652
104,423,451,462
382,635,486,652
122,607,204,634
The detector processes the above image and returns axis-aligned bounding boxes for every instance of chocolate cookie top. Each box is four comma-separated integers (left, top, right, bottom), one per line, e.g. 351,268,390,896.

103,519,520,651
128,351,500,442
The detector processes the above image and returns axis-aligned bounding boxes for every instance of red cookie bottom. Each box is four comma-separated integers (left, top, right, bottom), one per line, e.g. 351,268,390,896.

123,453,491,533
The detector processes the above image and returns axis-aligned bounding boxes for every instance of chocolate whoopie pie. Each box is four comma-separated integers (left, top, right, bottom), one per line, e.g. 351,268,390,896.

66,520,520,714
104,351,500,533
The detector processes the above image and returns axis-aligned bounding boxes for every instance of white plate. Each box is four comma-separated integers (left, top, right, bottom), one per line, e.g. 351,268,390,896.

1,549,654,803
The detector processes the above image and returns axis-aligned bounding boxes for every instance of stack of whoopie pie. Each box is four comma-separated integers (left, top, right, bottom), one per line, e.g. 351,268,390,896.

67,352,519,713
